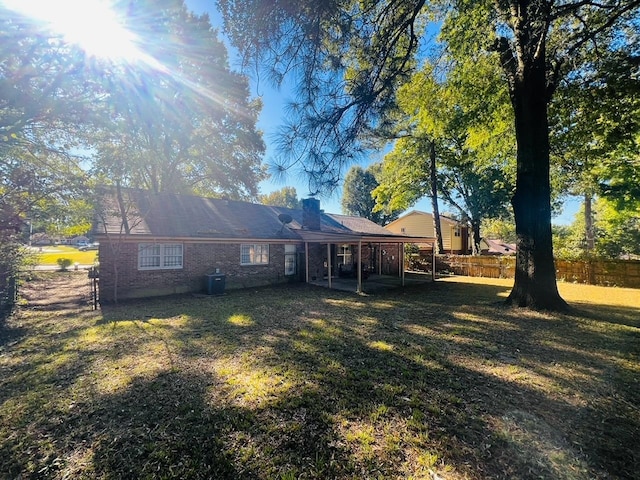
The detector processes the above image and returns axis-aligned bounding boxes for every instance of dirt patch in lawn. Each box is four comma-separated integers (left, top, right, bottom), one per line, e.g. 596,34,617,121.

1,273,638,479
19,271,93,310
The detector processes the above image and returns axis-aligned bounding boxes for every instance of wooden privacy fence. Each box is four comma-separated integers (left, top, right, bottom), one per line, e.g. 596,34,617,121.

435,255,640,289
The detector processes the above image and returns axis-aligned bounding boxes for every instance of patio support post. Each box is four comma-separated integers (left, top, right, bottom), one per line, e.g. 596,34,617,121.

327,243,332,289
305,242,309,283
357,239,362,293
377,243,382,275
402,242,405,286
398,243,402,278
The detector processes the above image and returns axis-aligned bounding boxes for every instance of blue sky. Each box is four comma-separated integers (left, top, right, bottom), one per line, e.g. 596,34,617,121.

184,0,579,224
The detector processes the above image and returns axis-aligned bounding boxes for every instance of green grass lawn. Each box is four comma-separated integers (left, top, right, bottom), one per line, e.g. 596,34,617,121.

31,245,97,266
1,273,638,479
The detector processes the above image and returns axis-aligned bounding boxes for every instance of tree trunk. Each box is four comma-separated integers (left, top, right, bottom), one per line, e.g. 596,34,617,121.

506,51,568,310
429,141,444,254
471,219,481,255
584,193,595,252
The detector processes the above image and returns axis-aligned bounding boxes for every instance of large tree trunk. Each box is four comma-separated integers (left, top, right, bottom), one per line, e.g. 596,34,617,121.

506,48,568,310
429,141,444,254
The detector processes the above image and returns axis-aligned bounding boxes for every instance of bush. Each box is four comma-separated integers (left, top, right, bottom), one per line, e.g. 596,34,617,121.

56,258,72,271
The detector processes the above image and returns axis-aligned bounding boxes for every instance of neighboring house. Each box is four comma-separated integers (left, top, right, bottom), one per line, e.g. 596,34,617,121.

30,233,51,246
70,235,90,246
385,211,471,254
94,188,435,302
480,238,516,255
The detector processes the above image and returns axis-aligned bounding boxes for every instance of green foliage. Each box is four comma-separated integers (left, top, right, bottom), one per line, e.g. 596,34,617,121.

218,0,430,193
374,57,514,250
259,187,301,209
554,197,640,260
482,218,516,244
1,6,96,275
593,198,640,259
550,47,640,204
342,165,400,225
56,258,73,271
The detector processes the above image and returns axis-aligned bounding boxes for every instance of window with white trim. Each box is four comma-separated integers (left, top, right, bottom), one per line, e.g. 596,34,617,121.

138,243,183,270
337,244,352,265
241,244,269,265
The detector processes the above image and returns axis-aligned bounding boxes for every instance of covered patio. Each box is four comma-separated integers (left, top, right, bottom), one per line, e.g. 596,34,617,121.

298,230,436,294
310,272,434,294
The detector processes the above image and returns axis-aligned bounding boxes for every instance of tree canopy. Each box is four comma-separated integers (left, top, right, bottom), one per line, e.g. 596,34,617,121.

259,186,301,209
1,0,267,292
91,0,266,200
373,57,514,253
341,164,400,225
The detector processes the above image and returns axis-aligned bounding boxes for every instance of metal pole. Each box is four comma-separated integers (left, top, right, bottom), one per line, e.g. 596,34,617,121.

305,242,309,283
402,242,405,286
327,243,332,289
357,239,362,293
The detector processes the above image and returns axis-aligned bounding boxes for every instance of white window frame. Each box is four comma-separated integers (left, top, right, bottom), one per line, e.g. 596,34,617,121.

241,243,269,265
138,243,183,270
337,244,352,266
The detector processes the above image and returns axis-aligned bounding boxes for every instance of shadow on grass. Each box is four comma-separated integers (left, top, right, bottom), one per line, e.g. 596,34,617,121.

99,282,640,478
3,278,639,479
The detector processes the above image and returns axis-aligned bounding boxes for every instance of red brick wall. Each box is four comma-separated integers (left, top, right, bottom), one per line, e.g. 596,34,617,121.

98,241,298,302
306,243,325,281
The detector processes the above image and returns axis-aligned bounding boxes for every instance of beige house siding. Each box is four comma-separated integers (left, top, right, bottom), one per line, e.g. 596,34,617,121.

386,211,469,253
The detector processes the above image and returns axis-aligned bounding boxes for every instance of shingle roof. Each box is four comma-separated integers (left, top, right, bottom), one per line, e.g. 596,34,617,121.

481,238,517,255
94,188,400,241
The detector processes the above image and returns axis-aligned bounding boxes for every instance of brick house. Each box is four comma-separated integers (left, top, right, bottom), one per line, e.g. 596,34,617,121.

94,188,435,302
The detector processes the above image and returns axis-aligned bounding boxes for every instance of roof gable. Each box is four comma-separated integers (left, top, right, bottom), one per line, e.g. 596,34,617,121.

386,210,464,227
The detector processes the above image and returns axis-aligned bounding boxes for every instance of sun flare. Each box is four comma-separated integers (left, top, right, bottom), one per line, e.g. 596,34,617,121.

3,0,143,61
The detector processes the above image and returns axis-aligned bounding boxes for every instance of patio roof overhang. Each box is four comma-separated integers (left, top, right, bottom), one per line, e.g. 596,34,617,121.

294,229,437,293
294,229,436,245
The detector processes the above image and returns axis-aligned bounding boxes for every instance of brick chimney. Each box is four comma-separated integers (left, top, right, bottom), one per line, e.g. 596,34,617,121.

302,198,321,230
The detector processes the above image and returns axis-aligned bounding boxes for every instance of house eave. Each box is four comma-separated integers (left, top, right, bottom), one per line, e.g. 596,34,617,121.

93,233,305,244
294,230,436,244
